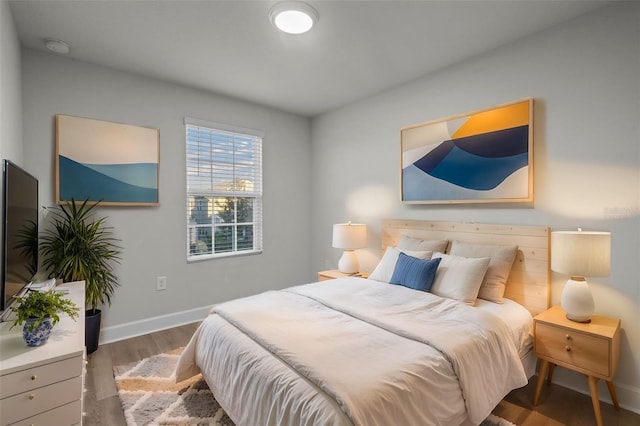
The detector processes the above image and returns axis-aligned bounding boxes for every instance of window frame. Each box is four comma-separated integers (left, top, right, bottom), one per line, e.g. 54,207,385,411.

185,117,263,262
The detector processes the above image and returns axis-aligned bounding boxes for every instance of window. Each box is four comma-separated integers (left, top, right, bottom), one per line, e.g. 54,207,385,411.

185,118,263,261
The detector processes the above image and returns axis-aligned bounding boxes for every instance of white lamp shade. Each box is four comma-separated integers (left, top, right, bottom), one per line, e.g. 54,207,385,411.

551,231,611,277
332,223,366,250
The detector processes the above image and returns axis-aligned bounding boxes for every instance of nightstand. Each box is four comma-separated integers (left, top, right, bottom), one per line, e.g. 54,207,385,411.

533,305,621,426
317,269,368,281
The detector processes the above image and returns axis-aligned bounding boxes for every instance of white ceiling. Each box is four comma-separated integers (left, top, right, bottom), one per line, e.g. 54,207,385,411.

9,0,611,117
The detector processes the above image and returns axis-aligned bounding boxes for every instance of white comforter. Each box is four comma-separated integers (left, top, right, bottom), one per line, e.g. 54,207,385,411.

176,277,527,426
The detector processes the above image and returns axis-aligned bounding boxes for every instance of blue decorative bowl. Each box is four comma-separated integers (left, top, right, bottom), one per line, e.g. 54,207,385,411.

22,318,54,347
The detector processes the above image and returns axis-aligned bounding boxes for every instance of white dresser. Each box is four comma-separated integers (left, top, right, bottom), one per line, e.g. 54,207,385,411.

0,282,85,426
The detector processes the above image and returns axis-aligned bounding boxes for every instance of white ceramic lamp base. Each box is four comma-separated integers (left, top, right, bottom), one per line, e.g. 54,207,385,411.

338,250,359,274
561,276,594,323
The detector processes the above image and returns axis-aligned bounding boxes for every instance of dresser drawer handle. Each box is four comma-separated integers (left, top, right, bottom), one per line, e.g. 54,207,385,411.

30,375,37,381
565,346,572,352
28,393,35,400
565,334,571,340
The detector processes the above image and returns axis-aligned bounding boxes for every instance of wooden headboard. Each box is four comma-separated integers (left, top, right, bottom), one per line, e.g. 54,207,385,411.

381,219,550,316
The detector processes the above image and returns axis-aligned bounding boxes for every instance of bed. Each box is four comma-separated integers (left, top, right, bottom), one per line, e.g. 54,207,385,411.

176,220,550,426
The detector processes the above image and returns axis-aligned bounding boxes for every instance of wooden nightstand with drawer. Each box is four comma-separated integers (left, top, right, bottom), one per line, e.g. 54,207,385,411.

533,305,621,426
317,269,368,281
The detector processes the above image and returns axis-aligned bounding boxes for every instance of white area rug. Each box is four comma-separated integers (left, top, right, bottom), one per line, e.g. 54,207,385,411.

114,349,516,426
113,348,233,426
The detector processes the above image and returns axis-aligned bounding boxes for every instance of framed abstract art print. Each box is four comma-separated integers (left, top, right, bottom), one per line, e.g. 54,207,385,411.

400,99,533,204
56,114,160,206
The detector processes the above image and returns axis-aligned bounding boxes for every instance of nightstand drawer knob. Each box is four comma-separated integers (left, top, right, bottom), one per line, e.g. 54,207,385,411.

28,393,35,400
30,374,37,381
565,334,571,340
565,346,571,352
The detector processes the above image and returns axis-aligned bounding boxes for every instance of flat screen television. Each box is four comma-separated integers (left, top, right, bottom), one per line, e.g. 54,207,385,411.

0,160,38,318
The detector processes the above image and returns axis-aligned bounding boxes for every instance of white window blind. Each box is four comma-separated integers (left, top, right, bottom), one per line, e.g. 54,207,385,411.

185,118,263,261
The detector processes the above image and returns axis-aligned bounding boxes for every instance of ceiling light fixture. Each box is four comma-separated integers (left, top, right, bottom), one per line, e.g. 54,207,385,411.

44,38,70,55
269,1,318,35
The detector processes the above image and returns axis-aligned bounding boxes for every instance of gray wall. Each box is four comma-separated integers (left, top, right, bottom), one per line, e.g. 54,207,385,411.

311,2,640,412
0,0,23,307
21,50,313,340
0,0,22,163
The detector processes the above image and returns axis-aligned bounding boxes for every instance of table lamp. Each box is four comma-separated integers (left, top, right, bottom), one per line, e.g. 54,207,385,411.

551,229,611,323
332,222,366,274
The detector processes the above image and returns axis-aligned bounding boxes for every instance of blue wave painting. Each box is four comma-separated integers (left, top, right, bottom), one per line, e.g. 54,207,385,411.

411,125,528,191
401,99,532,203
59,156,158,203
403,164,509,201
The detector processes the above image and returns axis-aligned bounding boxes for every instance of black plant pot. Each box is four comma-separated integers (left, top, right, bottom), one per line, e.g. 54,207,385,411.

85,309,102,355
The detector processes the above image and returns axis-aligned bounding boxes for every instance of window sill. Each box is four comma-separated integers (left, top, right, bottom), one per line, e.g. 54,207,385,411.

187,249,263,263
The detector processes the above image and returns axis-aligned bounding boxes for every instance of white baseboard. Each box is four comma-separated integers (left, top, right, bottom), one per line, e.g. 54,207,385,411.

99,304,212,345
537,369,640,415
616,381,640,415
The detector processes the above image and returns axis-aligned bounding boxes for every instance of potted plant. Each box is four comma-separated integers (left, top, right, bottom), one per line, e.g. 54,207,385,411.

11,289,79,346
40,199,121,354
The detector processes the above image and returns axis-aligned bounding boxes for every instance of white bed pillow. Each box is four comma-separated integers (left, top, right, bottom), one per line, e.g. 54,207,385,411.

449,241,518,304
397,235,449,253
397,236,449,253
368,246,432,283
430,253,491,305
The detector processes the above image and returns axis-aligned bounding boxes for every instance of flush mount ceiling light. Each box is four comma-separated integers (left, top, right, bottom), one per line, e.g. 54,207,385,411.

44,38,70,55
269,1,318,35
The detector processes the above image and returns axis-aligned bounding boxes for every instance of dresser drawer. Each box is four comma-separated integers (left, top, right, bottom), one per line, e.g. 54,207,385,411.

8,399,82,426
0,355,82,399
535,322,610,377
0,376,82,425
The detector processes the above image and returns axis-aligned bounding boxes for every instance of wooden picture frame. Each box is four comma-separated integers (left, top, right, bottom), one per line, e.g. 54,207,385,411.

400,98,533,204
56,115,160,206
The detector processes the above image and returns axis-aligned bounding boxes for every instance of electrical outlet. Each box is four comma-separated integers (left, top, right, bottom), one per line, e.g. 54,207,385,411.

156,276,167,291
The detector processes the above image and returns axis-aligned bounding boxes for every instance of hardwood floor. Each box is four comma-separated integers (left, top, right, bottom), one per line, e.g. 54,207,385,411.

83,323,640,426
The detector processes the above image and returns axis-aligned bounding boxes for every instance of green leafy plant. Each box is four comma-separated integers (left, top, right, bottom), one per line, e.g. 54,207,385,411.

40,199,121,314
14,219,39,277
11,289,79,331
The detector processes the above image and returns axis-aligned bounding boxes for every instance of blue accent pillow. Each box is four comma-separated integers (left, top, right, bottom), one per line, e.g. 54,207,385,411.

389,252,441,292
